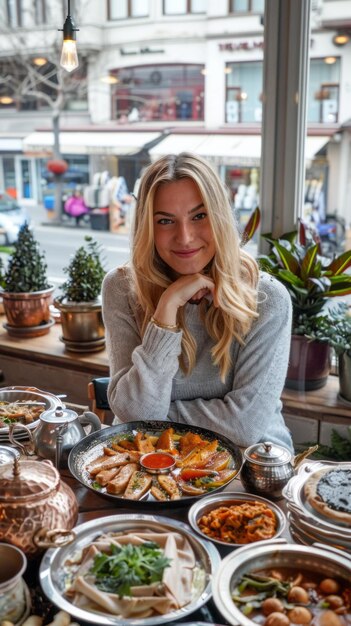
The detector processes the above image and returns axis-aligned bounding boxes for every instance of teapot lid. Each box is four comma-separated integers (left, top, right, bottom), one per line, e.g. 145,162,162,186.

40,405,77,424
244,441,292,466
0,457,59,502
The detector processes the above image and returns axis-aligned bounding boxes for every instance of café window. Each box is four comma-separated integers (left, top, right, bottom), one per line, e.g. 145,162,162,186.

225,61,263,123
229,0,264,13
6,0,22,26
34,0,46,24
308,58,340,124
112,64,205,122
163,0,207,15
108,0,149,19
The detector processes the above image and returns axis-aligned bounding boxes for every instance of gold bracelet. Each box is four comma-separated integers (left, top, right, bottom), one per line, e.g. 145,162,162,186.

150,316,179,331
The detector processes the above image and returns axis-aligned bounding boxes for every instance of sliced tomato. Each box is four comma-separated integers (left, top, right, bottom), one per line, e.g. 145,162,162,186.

179,468,219,481
203,450,231,471
199,468,238,488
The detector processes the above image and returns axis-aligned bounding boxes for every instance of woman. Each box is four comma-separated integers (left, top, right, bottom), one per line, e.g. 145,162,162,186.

102,153,293,451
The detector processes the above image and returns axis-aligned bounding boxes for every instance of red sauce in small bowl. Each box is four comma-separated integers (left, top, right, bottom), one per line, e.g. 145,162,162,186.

140,452,175,472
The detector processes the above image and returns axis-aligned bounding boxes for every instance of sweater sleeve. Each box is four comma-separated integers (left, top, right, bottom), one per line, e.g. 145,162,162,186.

168,275,293,451
102,268,183,422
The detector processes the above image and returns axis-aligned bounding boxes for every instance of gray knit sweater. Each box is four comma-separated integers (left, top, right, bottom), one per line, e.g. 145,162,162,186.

102,267,293,452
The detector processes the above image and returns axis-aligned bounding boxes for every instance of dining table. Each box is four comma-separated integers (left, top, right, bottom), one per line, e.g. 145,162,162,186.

19,458,291,626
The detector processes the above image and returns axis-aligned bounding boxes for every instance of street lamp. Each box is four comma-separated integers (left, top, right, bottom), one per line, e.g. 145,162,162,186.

332,32,350,47
59,0,79,72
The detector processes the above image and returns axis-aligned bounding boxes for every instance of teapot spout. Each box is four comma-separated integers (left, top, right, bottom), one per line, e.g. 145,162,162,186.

78,410,101,433
293,444,319,469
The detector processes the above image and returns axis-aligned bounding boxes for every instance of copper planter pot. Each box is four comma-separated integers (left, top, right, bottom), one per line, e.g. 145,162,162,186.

2,286,55,328
339,351,351,402
285,335,330,391
54,297,105,351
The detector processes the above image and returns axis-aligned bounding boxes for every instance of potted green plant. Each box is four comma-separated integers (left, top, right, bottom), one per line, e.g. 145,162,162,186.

54,236,106,352
302,302,351,401
0,224,54,337
259,220,351,389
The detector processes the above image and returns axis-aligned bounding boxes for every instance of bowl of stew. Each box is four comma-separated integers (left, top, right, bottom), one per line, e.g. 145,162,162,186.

212,538,351,626
188,492,286,548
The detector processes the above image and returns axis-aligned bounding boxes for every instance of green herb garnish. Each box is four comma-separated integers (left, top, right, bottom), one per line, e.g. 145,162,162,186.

91,481,103,490
89,542,172,597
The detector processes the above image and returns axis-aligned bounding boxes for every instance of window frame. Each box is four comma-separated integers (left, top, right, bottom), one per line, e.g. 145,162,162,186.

108,0,149,20
163,0,206,16
34,0,46,24
228,0,264,15
6,0,22,27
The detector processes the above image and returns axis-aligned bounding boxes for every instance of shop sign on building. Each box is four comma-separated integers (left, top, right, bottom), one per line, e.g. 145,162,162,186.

218,40,264,52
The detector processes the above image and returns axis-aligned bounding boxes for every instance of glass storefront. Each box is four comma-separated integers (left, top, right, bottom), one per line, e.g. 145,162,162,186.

307,58,340,124
225,61,263,123
112,64,205,122
224,165,260,236
225,57,341,125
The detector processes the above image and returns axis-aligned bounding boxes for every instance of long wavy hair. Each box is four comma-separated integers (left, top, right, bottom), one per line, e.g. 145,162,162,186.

131,152,259,381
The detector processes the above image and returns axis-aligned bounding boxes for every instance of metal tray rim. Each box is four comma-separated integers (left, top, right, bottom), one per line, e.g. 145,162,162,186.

39,513,221,626
187,490,286,547
68,420,243,508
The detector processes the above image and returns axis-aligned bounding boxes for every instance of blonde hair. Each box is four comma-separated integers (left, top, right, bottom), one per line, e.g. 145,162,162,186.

131,152,259,381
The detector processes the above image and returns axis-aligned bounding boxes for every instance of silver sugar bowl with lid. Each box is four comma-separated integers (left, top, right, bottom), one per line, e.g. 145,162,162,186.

240,441,295,500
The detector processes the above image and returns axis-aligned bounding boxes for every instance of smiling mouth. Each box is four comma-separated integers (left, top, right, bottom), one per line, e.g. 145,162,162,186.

173,249,201,257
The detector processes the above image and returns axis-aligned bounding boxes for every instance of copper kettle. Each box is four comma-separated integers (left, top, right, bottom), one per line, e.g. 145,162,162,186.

0,456,78,556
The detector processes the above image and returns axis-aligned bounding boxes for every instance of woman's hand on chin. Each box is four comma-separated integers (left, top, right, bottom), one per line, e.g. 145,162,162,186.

154,274,217,326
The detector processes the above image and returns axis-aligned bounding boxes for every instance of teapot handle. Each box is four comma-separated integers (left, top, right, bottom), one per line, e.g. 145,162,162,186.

78,410,101,433
8,423,35,455
33,527,76,549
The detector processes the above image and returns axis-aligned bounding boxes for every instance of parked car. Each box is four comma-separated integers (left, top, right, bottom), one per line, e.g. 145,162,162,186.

0,192,30,245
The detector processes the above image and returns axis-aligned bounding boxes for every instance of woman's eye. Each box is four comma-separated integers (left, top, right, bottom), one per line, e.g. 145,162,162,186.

193,212,207,221
157,217,173,225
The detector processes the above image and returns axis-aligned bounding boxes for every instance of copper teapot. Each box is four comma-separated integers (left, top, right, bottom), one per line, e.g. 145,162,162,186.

9,405,101,468
0,456,78,556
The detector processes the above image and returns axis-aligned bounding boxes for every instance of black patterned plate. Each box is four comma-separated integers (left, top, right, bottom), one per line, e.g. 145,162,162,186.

68,420,243,508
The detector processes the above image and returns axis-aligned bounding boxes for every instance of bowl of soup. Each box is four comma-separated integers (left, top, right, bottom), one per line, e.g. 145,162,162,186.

212,538,351,626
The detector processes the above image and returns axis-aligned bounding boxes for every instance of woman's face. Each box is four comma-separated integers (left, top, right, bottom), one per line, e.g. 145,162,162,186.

153,178,216,276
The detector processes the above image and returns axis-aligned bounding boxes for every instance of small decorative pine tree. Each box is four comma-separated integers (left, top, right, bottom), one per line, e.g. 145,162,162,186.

59,236,106,302
3,224,50,293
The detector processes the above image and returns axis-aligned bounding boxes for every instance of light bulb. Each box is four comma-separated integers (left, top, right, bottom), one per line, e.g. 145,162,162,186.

60,39,79,72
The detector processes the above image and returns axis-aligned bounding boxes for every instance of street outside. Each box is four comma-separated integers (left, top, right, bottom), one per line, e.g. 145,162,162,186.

26,204,131,288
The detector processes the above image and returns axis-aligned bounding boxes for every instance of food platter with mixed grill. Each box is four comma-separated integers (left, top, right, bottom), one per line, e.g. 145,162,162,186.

68,420,243,507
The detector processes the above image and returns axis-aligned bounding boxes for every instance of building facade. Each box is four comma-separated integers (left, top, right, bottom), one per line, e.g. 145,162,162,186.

0,0,350,226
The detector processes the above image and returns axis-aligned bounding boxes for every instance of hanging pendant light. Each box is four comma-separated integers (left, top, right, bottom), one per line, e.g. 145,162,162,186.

59,0,79,72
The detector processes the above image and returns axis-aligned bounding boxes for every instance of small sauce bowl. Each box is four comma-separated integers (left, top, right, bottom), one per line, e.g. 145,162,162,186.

140,452,176,474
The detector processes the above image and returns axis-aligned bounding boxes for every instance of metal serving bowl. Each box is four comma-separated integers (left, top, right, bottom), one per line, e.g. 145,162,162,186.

212,538,351,626
139,451,176,474
188,491,286,549
40,514,221,626
0,386,61,436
